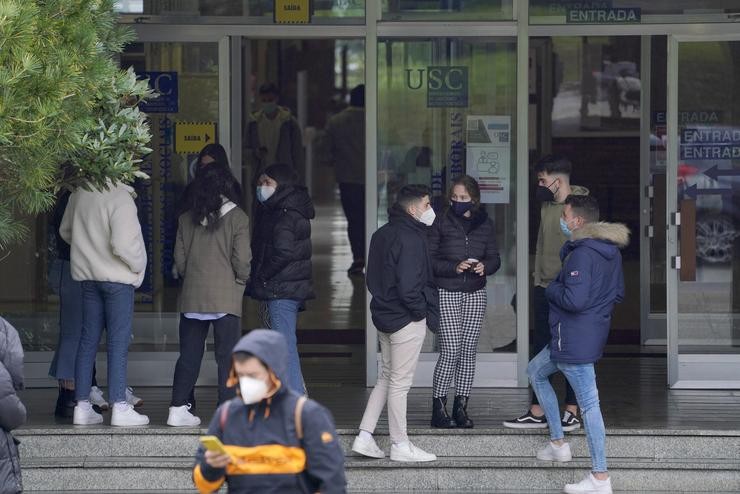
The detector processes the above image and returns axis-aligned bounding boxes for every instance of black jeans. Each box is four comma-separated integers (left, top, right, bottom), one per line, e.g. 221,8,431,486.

339,182,365,261
531,286,577,407
171,314,241,407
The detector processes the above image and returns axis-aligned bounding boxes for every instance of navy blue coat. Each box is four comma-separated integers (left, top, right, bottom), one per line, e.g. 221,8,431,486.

546,222,630,364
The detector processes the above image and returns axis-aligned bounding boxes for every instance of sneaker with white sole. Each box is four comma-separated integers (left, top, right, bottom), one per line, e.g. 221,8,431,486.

167,404,201,427
390,442,437,462
126,387,143,407
536,441,572,462
351,434,385,459
89,386,109,411
562,410,582,432
73,401,104,425
564,473,613,494
111,402,149,427
503,410,548,429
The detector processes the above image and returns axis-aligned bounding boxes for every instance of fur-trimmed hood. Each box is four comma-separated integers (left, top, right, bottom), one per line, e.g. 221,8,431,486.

562,222,630,262
571,222,630,248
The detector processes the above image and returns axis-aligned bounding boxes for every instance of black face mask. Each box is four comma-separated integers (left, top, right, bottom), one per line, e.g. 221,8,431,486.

535,179,559,202
450,200,474,217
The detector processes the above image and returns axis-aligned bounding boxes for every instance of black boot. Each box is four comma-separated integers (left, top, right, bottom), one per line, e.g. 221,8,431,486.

452,395,474,428
54,387,76,418
431,397,456,428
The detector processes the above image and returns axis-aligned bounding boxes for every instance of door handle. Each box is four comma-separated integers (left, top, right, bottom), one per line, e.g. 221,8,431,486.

678,200,696,282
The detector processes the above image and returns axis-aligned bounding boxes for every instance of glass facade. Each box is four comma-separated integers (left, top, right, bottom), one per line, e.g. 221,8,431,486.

377,38,518,355
382,0,514,20
9,1,740,389
531,0,740,24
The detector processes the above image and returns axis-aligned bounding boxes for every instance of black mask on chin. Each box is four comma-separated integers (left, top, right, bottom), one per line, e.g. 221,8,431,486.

535,179,559,202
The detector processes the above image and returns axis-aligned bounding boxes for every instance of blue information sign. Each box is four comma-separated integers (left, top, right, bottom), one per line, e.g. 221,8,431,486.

138,71,179,114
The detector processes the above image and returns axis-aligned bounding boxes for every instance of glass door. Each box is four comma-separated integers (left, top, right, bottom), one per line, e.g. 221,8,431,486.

376,36,520,386
666,35,740,388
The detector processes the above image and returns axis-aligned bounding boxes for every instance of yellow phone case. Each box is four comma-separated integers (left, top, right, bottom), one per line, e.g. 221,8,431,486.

200,435,228,455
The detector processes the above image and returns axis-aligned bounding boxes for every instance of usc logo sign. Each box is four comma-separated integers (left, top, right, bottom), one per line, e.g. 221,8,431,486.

404,66,468,108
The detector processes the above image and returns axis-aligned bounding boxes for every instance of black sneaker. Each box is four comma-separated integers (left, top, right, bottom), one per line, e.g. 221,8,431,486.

503,410,548,429
562,410,581,432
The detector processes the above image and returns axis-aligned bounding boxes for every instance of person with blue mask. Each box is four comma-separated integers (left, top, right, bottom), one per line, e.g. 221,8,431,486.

427,175,500,429
527,194,629,494
247,163,315,395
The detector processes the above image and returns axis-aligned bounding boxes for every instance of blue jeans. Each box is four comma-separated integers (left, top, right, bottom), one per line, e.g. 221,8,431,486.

527,346,607,473
48,260,83,380
75,281,134,404
266,299,305,394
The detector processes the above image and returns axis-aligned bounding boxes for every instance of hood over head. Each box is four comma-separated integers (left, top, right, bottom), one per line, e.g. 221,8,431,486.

229,329,288,384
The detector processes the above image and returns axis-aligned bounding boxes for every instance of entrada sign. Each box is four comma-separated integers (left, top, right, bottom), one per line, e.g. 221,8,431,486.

405,66,469,108
566,7,641,23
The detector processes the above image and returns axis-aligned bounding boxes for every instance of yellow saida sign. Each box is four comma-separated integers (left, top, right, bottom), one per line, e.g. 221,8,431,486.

274,0,311,24
175,122,216,154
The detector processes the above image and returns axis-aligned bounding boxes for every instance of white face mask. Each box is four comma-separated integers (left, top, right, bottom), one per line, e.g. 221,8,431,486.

239,376,269,405
418,207,436,226
257,185,276,203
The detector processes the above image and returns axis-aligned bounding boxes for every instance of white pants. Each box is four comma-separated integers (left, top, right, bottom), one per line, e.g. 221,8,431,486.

359,319,427,444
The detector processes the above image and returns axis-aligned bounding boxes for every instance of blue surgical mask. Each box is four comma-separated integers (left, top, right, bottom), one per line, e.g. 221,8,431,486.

257,185,276,203
450,200,474,217
560,217,573,238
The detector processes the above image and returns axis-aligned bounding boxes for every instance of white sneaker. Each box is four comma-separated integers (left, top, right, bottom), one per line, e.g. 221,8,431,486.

389,442,437,462
536,441,572,462
167,404,201,427
111,402,149,427
351,435,385,459
73,401,103,425
89,386,109,410
564,473,613,494
126,387,143,407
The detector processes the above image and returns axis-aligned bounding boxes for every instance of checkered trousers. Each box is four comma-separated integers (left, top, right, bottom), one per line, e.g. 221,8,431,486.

432,288,487,398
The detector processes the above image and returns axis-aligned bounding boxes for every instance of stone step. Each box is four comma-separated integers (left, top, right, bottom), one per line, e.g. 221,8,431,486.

20,456,740,492
15,427,740,462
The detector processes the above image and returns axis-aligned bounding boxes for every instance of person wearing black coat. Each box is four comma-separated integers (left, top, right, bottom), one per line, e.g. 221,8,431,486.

0,317,26,494
428,175,500,429
247,163,315,395
351,185,439,463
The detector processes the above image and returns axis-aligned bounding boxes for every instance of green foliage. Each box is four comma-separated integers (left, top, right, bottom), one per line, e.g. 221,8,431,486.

0,0,154,250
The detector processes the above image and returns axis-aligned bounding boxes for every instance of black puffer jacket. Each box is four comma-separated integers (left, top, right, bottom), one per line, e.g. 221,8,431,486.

0,317,25,494
248,185,315,302
428,208,501,292
366,206,440,333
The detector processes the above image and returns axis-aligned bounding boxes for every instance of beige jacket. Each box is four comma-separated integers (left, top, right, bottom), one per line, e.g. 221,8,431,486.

175,202,251,316
533,185,589,288
60,182,147,288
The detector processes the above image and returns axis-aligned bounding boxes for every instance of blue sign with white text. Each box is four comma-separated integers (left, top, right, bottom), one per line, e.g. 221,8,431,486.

139,71,179,113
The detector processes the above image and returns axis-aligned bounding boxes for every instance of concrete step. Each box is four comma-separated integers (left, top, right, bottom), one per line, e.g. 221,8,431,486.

15,427,740,491
16,427,740,462
19,455,740,492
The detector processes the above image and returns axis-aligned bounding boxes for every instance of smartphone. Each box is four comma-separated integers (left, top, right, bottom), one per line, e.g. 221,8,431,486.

467,258,479,271
200,435,228,455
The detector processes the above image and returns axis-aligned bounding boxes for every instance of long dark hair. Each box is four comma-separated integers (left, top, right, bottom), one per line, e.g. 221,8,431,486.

197,143,229,168
447,175,481,213
190,161,241,231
